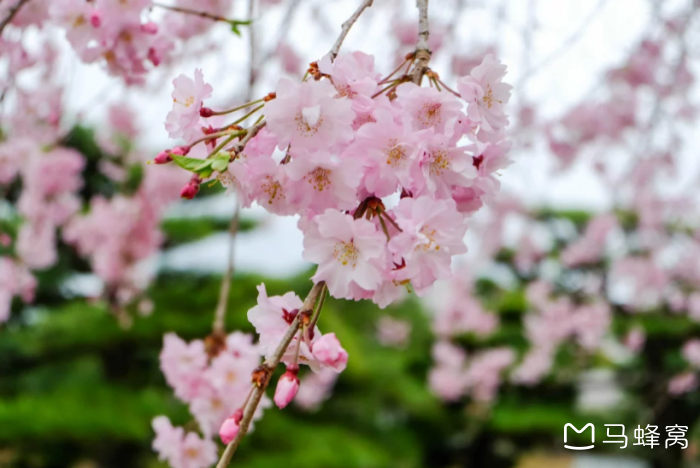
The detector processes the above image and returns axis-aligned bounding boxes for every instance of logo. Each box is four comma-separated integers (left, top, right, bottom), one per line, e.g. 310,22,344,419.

564,423,595,450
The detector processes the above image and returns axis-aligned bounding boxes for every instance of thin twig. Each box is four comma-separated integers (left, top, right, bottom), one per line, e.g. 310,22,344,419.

0,0,29,35
231,121,266,156
212,205,240,334
152,2,246,24
307,282,327,333
516,0,609,89
246,0,257,101
410,0,431,85
215,281,326,468
329,0,374,60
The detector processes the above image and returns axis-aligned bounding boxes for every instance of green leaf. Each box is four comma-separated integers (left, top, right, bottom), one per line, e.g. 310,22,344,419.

171,155,215,179
210,153,230,173
230,19,252,36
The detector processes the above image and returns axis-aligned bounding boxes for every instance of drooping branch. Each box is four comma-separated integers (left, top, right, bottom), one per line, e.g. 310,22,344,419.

329,0,374,60
410,0,431,84
215,281,327,468
212,205,240,335
0,0,29,35
152,2,250,30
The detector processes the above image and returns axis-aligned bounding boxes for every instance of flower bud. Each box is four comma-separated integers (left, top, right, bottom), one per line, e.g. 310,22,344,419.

200,107,214,118
171,145,190,156
141,21,158,34
154,150,172,164
312,333,348,373
180,177,201,199
273,365,300,409
89,11,102,28
219,409,243,444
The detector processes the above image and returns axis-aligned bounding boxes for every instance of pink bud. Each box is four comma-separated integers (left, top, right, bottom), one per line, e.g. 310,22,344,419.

219,409,243,444
89,11,101,27
180,181,200,200
312,333,348,373
141,21,158,34
273,366,300,409
148,47,161,67
154,150,172,164
171,145,190,156
200,107,214,118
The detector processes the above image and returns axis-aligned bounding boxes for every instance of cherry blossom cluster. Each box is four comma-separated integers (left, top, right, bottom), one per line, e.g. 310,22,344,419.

0,42,186,322
0,0,238,84
160,52,512,309
152,287,349,466
422,5,700,407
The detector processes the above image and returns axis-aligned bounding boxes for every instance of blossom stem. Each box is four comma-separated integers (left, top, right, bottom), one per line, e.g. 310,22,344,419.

431,76,442,91
212,204,240,335
437,77,460,97
378,215,391,242
188,130,238,148
215,281,326,468
410,0,431,85
371,80,402,99
380,211,403,233
208,99,265,116
0,0,29,35
206,135,238,159
229,104,265,126
329,0,374,60
379,55,413,84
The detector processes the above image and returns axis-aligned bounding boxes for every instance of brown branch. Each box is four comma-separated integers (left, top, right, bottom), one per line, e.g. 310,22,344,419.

215,281,326,468
329,0,374,60
0,0,29,35
152,2,245,24
212,205,240,335
410,0,431,85
246,0,258,101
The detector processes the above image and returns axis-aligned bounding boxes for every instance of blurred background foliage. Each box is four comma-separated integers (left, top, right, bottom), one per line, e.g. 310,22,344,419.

2,127,700,468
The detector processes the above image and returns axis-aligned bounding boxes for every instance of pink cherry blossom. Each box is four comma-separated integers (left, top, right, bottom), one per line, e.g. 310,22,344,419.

285,151,362,214
457,54,512,134
343,108,420,198
377,316,412,348
295,368,338,410
265,78,355,151
388,196,468,291
682,340,700,369
396,83,462,133
668,372,698,396
165,69,213,141
311,333,348,372
302,210,387,299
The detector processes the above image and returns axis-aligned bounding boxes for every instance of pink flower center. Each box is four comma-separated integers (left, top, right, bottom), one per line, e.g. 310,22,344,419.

482,84,501,109
384,139,406,167
261,176,284,204
333,241,358,267
417,102,442,127
305,168,331,191
295,106,323,136
429,150,451,176
417,226,439,251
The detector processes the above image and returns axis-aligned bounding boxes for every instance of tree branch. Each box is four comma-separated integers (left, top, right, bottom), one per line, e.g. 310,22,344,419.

212,205,240,335
329,0,374,60
152,2,248,26
215,281,326,468
410,0,431,85
0,0,29,35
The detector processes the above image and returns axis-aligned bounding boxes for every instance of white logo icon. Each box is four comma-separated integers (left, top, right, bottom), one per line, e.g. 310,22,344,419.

564,423,595,450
